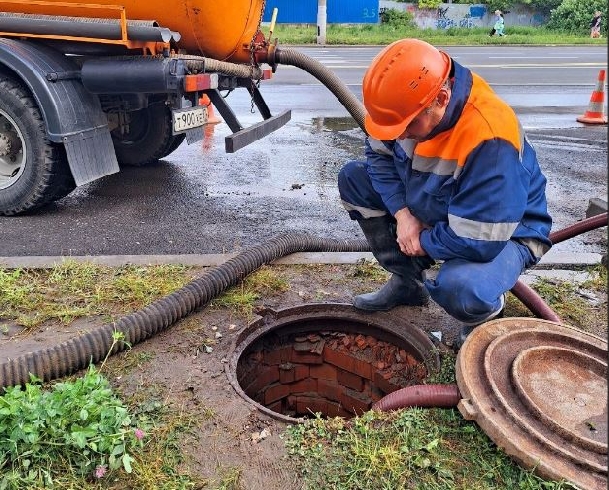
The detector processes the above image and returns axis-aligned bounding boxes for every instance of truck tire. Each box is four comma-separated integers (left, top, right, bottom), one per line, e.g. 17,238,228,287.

0,77,75,216
111,103,182,166
159,133,186,158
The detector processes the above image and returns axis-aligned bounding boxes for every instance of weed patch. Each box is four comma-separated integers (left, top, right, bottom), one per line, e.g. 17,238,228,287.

0,262,193,328
212,266,289,317
284,405,580,489
0,366,143,487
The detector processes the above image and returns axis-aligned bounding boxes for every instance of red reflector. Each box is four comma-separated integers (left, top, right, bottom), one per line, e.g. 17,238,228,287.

184,74,215,92
262,68,273,80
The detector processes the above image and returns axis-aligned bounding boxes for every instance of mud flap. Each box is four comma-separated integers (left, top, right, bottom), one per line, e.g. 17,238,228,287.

0,38,118,185
63,127,119,185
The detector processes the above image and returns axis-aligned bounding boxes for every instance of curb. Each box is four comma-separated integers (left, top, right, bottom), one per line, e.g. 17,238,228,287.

0,250,602,269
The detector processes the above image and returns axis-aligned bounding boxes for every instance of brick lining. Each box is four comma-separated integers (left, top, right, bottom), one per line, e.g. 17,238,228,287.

237,330,428,418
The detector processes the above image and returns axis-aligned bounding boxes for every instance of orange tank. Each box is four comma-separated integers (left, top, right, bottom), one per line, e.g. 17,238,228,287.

0,0,265,63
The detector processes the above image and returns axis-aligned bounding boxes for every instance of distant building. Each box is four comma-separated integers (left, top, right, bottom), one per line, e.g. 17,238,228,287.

263,0,380,24
263,1,546,28
380,1,546,28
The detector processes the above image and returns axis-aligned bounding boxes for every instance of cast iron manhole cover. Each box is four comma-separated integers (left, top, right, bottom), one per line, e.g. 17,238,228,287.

456,317,607,490
226,303,440,423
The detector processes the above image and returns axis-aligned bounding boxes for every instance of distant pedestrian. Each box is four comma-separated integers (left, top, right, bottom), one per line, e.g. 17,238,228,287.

489,10,505,37
590,11,602,38
494,11,505,36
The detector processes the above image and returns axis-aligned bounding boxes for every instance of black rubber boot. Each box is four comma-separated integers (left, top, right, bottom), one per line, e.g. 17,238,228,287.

452,294,506,351
353,216,434,311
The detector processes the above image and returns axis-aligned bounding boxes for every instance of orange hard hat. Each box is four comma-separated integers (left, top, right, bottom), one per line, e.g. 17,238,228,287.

362,39,451,140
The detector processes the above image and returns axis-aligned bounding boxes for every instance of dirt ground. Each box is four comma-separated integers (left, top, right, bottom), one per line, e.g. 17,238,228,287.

1,263,607,489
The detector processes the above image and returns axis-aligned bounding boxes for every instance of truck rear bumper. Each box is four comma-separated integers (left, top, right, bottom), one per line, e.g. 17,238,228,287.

80,56,290,152
225,109,291,153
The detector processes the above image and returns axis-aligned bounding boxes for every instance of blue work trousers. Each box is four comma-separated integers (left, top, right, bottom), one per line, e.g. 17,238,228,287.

338,160,536,324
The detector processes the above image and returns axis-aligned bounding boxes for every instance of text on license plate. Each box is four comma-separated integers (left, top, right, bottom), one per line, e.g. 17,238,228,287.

173,107,208,133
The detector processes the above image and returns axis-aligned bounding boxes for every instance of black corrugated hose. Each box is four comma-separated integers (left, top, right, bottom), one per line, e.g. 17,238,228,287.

1,43,606,399
2,213,605,391
274,48,367,132
0,235,366,389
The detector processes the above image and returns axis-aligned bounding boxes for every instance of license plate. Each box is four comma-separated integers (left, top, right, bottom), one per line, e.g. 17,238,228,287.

172,106,208,134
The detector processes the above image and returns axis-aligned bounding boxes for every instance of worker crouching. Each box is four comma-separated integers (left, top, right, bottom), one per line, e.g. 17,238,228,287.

338,39,552,349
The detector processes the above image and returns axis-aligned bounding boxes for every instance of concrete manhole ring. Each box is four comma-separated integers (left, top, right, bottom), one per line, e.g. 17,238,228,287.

456,317,607,490
225,303,440,423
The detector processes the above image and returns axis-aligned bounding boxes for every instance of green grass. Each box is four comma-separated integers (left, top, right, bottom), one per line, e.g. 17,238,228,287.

211,265,289,318
201,466,243,490
0,261,605,488
269,23,607,46
282,264,606,489
582,263,608,290
0,261,194,328
0,368,205,489
0,366,142,487
125,403,203,490
0,329,203,489
284,408,579,490
350,258,390,281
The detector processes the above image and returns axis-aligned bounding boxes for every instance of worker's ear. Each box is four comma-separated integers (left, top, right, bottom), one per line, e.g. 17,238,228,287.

435,87,451,109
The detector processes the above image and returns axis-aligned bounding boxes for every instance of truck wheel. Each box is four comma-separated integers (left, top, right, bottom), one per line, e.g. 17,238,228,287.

159,133,186,158
112,104,181,166
0,77,75,216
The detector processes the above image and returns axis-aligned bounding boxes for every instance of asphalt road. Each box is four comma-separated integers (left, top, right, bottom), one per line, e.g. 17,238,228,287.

269,45,607,87
1,46,607,258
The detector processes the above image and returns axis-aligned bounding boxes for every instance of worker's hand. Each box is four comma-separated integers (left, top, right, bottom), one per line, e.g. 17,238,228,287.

394,208,428,256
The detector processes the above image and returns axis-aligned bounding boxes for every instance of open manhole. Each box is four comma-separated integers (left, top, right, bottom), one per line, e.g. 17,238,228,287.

456,317,607,490
226,303,440,423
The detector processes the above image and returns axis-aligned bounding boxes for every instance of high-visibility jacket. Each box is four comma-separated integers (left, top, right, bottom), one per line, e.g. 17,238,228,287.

364,59,552,263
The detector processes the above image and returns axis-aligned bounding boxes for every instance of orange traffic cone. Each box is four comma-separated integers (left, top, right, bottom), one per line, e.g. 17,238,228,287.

576,69,608,125
199,94,222,124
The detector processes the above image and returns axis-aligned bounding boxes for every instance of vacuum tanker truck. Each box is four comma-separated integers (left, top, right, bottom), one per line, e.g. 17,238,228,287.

0,0,291,215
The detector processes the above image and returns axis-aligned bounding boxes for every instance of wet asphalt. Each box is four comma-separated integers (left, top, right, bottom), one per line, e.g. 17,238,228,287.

1,121,605,258
0,46,607,258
